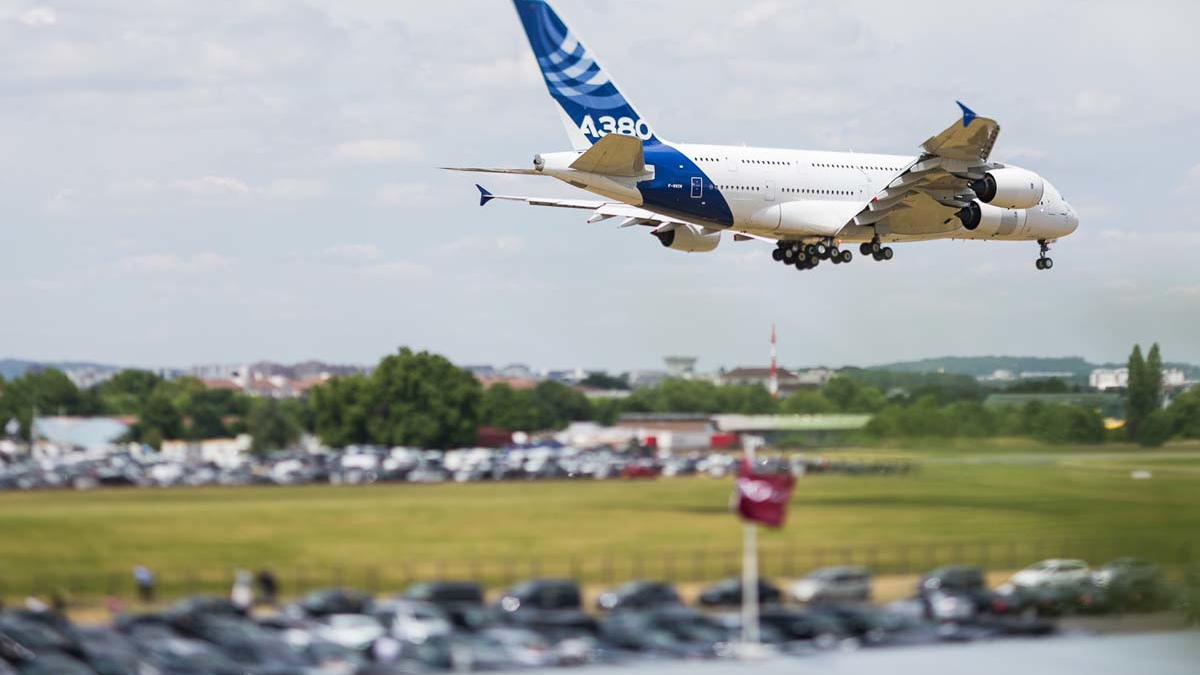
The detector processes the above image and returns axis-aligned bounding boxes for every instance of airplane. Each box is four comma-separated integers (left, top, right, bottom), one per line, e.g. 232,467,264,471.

447,0,1079,272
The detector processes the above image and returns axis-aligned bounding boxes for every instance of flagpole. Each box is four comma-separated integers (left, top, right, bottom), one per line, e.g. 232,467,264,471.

741,437,760,648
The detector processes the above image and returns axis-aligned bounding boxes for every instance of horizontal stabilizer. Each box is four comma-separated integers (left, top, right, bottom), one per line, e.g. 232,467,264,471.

476,185,494,207
568,134,646,177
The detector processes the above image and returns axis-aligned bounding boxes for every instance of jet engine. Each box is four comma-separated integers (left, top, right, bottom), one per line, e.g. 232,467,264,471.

654,224,721,253
955,200,1027,236
970,167,1045,210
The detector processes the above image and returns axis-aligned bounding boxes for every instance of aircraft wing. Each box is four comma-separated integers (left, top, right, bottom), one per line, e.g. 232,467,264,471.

851,102,1001,237
472,185,749,238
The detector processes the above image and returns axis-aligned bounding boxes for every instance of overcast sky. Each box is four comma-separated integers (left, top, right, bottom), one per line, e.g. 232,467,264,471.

2,0,1199,372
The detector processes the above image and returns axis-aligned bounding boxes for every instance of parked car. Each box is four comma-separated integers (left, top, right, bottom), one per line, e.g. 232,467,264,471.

291,588,371,618
370,599,453,644
399,581,486,629
752,607,845,648
595,580,681,612
496,579,581,613
916,566,993,621
697,578,783,607
314,614,386,652
600,607,732,658
1008,559,1091,590
1091,558,1168,610
791,566,872,604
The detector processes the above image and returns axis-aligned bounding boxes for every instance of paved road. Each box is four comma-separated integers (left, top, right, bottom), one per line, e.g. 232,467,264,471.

546,630,1200,675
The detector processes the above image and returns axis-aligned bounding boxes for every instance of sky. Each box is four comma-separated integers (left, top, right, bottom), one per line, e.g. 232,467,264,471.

2,0,1199,373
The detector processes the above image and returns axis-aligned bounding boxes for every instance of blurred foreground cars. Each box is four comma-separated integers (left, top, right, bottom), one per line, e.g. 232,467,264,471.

791,567,872,604
595,581,681,612
697,578,783,607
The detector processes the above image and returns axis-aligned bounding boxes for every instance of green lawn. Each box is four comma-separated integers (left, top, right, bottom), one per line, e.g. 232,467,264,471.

2,443,1198,601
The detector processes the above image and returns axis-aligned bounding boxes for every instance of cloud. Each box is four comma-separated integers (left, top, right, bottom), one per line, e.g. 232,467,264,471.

116,252,232,275
1176,164,1200,194
259,179,326,201
734,1,785,29
375,182,436,206
356,261,433,279
332,139,424,164
171,176,252,197
1066,89,1123,118
18,8,57,27
1167,285,1200,298
43,189,78,216
439,235,526,256
324,243,382,263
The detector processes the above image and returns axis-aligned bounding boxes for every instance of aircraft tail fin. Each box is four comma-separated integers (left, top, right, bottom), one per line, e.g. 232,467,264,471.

510,0,660,150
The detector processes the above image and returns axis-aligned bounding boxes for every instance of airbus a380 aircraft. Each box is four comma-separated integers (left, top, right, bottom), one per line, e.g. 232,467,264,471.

450,0,1079,271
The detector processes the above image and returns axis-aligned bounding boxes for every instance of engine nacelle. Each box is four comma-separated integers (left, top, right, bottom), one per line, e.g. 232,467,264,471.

654,224,721,253
955,201,1027,237
971,167,1045,210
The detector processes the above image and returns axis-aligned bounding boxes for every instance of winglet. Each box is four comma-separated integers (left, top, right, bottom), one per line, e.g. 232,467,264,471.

476,184,494,207
956,101,977,128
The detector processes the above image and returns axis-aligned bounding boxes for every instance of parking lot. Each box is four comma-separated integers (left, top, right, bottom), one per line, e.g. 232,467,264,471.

4,552,1198,675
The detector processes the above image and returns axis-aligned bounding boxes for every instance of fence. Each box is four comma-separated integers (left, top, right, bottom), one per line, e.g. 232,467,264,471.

3,537,1193,607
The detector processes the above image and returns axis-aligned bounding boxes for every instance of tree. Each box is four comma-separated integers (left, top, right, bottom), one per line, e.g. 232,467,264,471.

96,370,163,414
580,372,629,390
1166,387,1200,439
363,348,483,449
139,392,183,443
822,377,886,413
248,399,302,454
479,384,538,431
1146,344,1164,410
779,390,834,415
529,381,592,430
1125,345,1149,440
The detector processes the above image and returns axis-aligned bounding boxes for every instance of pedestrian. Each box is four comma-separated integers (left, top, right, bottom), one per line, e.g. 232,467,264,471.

133,565,155,603
231,570,253,614
255,569,279,606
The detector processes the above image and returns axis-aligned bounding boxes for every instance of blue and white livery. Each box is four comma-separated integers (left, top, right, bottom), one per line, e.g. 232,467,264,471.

449,0,1079,272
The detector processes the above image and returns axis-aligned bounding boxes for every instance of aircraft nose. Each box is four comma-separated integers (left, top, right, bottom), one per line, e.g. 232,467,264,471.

1066,204,1079,234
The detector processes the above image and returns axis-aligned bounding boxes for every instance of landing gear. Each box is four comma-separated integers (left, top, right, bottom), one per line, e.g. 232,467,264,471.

775,238,856,272
1035,239,1054,271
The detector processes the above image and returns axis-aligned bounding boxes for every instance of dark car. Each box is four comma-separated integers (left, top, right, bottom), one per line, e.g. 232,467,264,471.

755,607,845,648
696,578,783,607
806,604,915,646
1091,558,1168,610
167,614,316,674
78,627,140,675
0,614,84,660
401,581,487,629
134,635,250,675
293,588,371,617
497,579,581,613
595,580,681,612
9,652,96,675
600,607,732,658
917,566,994,621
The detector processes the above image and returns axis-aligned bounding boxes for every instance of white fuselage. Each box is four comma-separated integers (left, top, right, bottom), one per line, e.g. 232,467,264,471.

540,142,1079,244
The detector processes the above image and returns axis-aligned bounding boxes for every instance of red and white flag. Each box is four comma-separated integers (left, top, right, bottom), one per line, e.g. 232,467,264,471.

734,458,796,528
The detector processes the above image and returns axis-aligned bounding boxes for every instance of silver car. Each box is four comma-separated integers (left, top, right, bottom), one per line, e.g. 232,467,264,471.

791,566,873,604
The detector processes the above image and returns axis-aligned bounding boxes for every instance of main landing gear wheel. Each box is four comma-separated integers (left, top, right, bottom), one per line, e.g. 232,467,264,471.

1036,258,1054,270
873,247,894,261
859,242,872,256
772,249,783,262
840,250,853,264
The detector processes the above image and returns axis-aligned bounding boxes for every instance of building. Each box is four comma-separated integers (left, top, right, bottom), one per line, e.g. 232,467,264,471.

721,367,800,389
1089,367,1187,391
713,414,873,447
664,356,698,379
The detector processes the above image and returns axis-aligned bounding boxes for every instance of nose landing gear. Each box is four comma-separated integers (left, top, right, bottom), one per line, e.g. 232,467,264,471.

1035,239,1054,271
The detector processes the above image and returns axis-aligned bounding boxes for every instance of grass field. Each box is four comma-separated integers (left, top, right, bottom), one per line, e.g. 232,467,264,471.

2,441,1199,602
